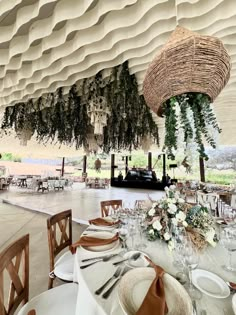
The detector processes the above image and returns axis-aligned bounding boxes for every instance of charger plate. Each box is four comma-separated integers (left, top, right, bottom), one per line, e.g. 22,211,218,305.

118,267,192,315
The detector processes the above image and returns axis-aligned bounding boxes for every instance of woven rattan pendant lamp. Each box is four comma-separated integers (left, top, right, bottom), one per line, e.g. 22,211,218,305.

143,26,231,116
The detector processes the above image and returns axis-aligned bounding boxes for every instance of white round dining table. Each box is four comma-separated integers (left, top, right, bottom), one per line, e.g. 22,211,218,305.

73,227,236,315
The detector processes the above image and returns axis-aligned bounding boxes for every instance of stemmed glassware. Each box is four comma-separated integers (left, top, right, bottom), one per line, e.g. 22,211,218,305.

220,227,236,271
223,206,236,226
173,234,201,299
119,222,129,251
184,242,202,300
135,212,147,250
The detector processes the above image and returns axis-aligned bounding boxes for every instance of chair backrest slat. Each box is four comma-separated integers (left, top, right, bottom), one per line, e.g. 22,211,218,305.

100,200,122,217
0,234,29,315
47,210,72,273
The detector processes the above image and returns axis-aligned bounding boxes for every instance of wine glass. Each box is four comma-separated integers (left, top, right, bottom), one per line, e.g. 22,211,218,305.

119,226,129,251
172,226,187,267
223,207,235,226
221,228,236,271
135,212,147,250
182,240,202,299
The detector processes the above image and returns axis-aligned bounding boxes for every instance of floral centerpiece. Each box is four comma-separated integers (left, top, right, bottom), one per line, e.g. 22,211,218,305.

146,185,216,250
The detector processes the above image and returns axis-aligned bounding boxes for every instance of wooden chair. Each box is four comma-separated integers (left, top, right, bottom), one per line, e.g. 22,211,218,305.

0,234,78,315
100,200,122,217
47,210,74,289
0,234,29,315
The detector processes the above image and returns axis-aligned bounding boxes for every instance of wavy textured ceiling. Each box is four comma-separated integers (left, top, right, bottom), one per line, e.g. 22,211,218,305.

0,0,235,146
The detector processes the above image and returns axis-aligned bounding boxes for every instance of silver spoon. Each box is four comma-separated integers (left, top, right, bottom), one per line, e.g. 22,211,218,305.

113,252,141,266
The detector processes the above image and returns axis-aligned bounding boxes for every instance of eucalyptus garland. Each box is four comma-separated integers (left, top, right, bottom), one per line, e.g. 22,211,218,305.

163,92,221,160
0,62,159,152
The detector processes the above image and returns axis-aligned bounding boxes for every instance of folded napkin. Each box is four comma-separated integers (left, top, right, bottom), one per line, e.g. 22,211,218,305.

70,233,119,254
89,217,120,226
230,282,236,290
136,257,168,315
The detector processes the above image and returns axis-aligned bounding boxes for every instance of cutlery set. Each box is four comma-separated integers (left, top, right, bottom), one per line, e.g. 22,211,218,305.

80,245,142,298
95,266,130,299
80,252,141,269
80,254,119,269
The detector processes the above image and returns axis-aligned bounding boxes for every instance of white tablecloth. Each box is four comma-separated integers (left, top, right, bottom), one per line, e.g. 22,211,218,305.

73,229,236,315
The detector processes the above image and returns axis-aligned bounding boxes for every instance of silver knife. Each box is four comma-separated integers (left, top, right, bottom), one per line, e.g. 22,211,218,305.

81,253,119,262
102,267,129,299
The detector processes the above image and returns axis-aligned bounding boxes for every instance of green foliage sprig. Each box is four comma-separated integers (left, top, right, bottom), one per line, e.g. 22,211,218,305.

1,62,159,152
163,92,221,160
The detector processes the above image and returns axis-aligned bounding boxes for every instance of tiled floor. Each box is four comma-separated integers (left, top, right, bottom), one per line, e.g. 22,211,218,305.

0,183,164,223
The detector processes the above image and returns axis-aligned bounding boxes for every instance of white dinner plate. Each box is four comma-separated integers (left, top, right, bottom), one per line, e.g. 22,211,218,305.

81,231,120,253
118,267,192,315
192,269,230,298
123,250,150,268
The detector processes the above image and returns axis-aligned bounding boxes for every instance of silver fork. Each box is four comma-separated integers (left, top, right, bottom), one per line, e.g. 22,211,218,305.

102,267,129,299
95,267,122,295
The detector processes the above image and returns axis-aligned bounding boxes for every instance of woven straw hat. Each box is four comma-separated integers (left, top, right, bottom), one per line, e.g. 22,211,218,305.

143,26,231,117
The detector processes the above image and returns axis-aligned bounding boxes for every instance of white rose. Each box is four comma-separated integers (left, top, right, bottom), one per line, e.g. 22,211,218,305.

172,218,178,226
178,198,185,203
205,228,216,247
167,204,177,214
148,229,155,235
164,232,171,241
169,185,176,191
167,198,176,204
168,240,175,251
182,221,188,227
164,186,169,192
176,211,186,222
152,220,162,231
175,192,180,199
148,208,155,216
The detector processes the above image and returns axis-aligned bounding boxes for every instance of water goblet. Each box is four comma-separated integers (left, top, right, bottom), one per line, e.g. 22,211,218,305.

221,228,236,271
184,243,202,300
128,217,138,250
223,207,235,226
119,226,129,251
135,212,147,250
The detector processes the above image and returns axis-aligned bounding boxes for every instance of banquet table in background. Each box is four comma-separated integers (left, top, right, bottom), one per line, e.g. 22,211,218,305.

73,227,236,315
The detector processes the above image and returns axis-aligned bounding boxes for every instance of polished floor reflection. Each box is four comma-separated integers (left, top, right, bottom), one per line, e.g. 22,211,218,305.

0,183,164,224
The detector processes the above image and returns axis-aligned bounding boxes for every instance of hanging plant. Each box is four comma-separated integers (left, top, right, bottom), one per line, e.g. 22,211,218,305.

163,93,221,160
143,26,230,160
1,62,159,152
103,62,159,153
35,96,51,142
72,83,90,149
